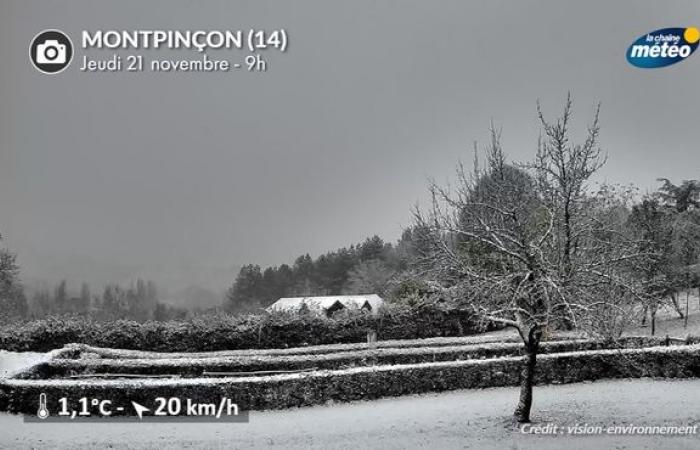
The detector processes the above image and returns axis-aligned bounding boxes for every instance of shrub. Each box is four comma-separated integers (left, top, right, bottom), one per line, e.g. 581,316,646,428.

32,337,671,379
0,303,483,352
3,343,700,415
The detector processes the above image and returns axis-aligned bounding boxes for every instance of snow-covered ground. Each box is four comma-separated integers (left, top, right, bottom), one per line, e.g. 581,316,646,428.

1,378,698,449
627,291,700,338
2,300,700,449
0,351,44,378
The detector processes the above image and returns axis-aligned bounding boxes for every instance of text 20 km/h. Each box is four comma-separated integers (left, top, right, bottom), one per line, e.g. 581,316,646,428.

154,397,240,418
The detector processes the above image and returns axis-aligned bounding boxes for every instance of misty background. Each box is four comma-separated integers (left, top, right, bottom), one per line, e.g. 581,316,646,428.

1,0,698,308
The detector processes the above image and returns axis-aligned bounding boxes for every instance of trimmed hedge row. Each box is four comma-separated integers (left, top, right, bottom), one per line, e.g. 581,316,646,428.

2,344,700,415
54,333,539,360
0,304,482,352
28,337,672,379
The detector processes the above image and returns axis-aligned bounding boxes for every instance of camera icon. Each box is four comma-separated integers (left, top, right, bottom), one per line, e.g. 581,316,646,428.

36,40,67,64
30,30,73,74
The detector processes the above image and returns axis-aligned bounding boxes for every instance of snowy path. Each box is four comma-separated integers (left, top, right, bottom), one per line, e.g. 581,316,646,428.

1,378,699,449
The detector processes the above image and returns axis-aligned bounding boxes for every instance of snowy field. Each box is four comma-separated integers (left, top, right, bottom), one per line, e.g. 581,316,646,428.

2,297,700,448
0,351,44,378
626,292,700,338
0,378,698,449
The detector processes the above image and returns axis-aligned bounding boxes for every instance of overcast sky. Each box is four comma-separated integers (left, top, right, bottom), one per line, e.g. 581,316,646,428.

1,0,699,293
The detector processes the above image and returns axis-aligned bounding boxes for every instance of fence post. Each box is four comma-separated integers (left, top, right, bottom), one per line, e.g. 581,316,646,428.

367,330,377,349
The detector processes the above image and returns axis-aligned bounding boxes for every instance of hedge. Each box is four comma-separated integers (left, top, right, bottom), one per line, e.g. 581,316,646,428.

0,304,483,352
52,333,537,360
2,343,700,415
25,337,673,379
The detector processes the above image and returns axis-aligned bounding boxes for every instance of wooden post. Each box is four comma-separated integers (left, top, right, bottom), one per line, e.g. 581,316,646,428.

367,330,377,349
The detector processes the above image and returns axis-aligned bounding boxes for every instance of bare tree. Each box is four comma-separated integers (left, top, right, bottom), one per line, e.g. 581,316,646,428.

531,94,605,286
627,197,674,335
412,97,642,422
342,260,397,297
0,231,28,322
643,179,700,321
669,211,700,327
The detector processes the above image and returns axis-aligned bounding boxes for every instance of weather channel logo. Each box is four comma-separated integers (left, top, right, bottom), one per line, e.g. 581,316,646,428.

626,27,699,68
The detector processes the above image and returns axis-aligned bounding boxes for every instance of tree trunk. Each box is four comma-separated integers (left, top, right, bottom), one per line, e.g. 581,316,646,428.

651,306,656,336
514,327,541,423
684,291,689,328
671,293,684,319
641,305,648,326
560,315,575,331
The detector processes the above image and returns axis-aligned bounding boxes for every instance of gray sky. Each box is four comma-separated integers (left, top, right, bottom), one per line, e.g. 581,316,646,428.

1,0,699,294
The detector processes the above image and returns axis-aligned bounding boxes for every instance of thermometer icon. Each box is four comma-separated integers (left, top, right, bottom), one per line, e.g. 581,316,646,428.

37,393,49,419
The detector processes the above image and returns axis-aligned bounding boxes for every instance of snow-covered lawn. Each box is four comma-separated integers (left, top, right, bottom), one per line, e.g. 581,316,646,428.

627,291,700,338
0,350,45,378
1,378,698,449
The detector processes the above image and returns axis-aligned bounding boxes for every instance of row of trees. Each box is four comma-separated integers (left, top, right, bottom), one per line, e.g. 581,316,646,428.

224,235,414,312
0,265,192,323
628,179,700,333
30,279,159,321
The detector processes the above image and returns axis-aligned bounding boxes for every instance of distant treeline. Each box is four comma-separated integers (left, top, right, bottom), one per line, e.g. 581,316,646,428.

224,177,700,325
1,177,699,324
0,274,193,323
224,233,425,313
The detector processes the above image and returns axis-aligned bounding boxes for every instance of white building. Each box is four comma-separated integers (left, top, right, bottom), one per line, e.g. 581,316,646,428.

267,294,384,316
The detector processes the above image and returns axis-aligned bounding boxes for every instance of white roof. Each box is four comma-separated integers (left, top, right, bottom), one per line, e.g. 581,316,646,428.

268,294,384,313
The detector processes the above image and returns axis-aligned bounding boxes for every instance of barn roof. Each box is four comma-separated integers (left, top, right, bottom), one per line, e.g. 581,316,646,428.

268,294,384,314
